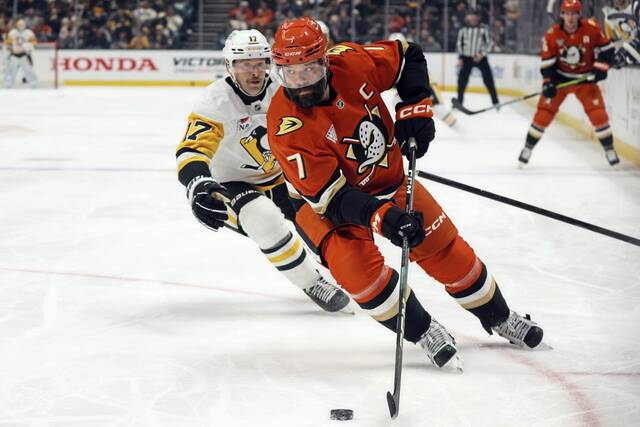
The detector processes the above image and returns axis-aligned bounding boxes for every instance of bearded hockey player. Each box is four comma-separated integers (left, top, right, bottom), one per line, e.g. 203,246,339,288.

175,29,350,313
267,18,543,369
602,0,640,66
519,0,619,166
3,19,37,88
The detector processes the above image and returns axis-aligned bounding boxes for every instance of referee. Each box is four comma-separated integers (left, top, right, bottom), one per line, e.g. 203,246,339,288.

454,9,499,107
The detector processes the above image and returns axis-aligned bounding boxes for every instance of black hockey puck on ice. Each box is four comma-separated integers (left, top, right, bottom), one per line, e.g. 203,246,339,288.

330,409,353,421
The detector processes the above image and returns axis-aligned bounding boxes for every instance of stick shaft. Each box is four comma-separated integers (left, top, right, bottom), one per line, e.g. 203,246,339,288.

417,171,640,247
387,139,418,419
453,76,592,115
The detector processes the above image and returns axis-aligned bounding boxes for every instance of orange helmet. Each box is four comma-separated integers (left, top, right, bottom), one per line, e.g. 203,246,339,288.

560,0,582,12
272,17,328,65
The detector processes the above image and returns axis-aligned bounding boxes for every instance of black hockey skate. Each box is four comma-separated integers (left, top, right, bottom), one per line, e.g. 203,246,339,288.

518,146,533,165
304,277,351,312
492,311,543,349
418,319,459,368
605,148,620,166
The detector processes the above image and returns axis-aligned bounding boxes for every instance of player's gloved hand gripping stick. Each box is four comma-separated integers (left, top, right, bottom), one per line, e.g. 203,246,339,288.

186,176,229,231
452,75,595,115
394,97,436,159
386,138,417,419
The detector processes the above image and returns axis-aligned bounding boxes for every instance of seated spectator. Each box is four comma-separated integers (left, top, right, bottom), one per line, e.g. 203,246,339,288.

57,17,74,48
134,0,157,29
129,27,150,49
228,1,253,31
388,10,405,33
421,29,442,51
250,2,274,31
112,29,130,49
491,18,505,53
173,0,194,22
164,6,183,41
150,23,169,48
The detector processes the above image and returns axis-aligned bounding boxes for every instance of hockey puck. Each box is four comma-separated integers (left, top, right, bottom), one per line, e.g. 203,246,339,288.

330,409,353,421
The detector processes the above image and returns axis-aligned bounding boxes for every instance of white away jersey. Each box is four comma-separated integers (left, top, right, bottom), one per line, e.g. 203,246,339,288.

176,77,282,188
5,29,36,55
603,4,638,43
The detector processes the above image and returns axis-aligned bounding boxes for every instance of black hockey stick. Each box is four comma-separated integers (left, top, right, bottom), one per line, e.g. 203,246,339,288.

417,171,640,247
386,138,418,419
451,75,594,116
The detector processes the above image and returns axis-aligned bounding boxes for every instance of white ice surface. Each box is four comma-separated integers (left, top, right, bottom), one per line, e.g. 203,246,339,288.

0,87,639,427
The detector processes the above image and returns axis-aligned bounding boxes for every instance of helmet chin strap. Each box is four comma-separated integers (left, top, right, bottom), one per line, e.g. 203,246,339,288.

226,63,269,97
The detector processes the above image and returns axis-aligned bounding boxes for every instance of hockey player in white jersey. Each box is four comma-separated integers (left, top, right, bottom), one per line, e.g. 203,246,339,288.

603,0,640,66
175,29,351,312
3,19,38,88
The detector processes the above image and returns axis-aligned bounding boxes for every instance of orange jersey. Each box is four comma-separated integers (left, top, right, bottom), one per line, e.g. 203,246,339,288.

267,41,405,214
541,19,614,79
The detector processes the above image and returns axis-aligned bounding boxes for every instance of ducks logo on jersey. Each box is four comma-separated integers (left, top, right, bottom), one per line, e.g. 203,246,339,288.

341,103,392,187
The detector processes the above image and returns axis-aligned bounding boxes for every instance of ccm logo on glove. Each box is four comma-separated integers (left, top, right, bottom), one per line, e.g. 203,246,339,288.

397,99,434,119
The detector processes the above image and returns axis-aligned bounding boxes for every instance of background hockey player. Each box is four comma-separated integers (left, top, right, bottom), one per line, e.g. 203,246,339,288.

267,18,543,369
175,29,350,313
519,0,619,166
3,18,37,89
602,0,640,66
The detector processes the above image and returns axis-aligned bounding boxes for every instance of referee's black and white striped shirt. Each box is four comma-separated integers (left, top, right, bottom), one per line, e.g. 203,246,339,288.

456,24,492,57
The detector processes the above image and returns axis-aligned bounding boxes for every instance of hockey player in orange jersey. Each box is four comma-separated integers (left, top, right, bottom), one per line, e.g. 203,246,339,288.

519,0,619,166
267,17,544,369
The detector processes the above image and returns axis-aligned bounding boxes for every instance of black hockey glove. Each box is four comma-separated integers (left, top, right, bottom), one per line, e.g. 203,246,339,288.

371,202,425,248
613,39,640,68
186,176,229,231
593,62,609,82
394,96,435,159
542,80,557,98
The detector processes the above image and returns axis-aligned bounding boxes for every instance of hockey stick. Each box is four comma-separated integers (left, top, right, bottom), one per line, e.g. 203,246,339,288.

386,138,418,419
417,171,640,247
546,0,558,21
451,75,594,116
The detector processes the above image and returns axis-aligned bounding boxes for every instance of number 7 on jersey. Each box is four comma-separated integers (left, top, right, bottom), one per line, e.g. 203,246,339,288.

286,152,307,180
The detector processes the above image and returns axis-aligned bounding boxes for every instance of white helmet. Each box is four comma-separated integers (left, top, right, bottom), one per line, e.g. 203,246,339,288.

388,32,408,43
223,29,271,65
223,29,272,95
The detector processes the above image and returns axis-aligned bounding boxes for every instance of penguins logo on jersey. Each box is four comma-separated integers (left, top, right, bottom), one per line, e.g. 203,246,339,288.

240,126,276,172
341,104,392,187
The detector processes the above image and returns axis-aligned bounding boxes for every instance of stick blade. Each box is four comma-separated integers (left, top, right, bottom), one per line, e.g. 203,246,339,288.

451,98,475,115
386,391,399,419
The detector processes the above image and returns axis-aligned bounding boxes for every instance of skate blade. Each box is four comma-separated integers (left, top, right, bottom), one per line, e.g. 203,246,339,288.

444,354,464,373
336,303,356,315
340,306,356,315
532,342,553,351
517,162,527,169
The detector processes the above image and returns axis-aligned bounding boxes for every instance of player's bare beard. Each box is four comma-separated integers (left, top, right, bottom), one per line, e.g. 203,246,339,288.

286,78,326,108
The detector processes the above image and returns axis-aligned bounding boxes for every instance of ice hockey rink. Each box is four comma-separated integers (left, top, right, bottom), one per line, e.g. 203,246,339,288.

1,87,639,427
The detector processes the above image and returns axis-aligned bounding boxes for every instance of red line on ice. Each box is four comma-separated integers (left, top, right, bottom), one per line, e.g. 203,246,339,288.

0,267,293,300
503,351,602,427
